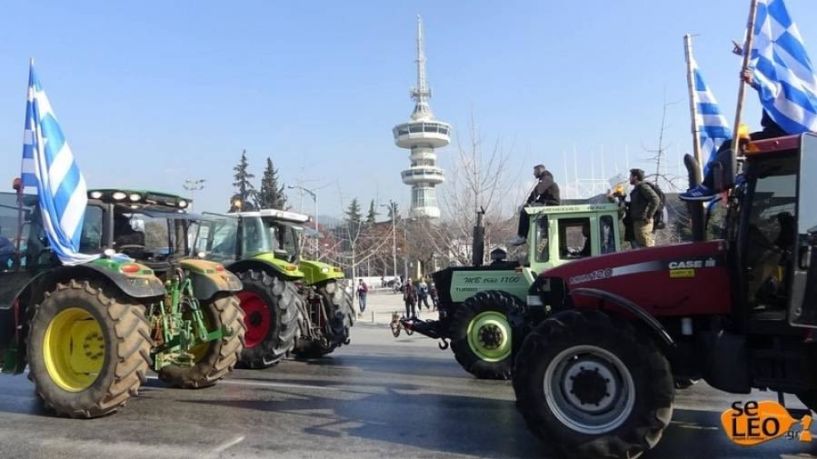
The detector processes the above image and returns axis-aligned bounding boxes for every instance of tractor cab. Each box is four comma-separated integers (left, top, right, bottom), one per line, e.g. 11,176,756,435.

729,133,817,329
523,203,620,273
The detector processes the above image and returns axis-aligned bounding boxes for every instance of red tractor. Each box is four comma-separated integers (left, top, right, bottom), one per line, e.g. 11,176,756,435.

513,133,817,458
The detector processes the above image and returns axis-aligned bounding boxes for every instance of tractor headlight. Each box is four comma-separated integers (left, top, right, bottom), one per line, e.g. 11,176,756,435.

320,267,330,273
112,191,127,201
178,200,188,208
90,191,103,199
129,193,141,202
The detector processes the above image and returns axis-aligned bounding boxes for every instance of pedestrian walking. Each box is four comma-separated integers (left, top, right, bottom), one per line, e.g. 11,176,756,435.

357,279,368,317
403,278,418,319
417,278,430,310
429,282,439,311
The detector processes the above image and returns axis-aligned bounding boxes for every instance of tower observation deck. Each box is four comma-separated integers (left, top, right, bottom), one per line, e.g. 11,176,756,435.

392,15,450,219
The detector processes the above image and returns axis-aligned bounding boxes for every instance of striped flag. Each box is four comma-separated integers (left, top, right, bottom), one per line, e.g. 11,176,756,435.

750,0,817,134
22,61,96,265
691,56,732,176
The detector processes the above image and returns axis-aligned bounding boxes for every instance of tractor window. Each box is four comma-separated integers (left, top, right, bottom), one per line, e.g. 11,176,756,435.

78,206,104,253
208,218,238,261
0,193,21,270
241,216,274,256
559,218,591,260
744,155,797,308
600,215,616,254
534,216,549,262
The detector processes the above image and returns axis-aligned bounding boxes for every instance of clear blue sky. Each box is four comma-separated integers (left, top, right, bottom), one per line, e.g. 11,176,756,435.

1,1,815,217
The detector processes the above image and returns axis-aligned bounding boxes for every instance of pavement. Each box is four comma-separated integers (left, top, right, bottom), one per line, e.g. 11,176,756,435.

1,319,817,458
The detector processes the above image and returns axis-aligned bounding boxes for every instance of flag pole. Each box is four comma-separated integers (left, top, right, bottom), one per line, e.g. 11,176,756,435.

731,0,760,168
684,34,703,177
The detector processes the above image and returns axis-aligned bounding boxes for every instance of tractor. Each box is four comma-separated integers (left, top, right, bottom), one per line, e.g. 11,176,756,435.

405,203,622,380
194,208,353,362
0,188,244,418
512,133,817,458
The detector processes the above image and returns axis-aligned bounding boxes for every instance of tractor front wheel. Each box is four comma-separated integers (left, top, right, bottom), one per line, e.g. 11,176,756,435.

157,293,245,388
27,280,152,418
235,270,299,369
449,291,525,380
513,310,673,458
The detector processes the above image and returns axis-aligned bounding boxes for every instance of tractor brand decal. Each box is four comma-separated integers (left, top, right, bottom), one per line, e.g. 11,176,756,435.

569,268,613,285
568,257,721,286
450,271,529,303
669,269,695,279
721,400,813,446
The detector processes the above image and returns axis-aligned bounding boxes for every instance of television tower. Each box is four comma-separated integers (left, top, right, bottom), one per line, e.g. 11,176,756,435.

392,15,451,219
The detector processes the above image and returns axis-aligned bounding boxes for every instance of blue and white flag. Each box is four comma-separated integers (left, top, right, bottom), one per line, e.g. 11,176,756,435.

691,56,733,174
22,61,96,265
750,0,817,134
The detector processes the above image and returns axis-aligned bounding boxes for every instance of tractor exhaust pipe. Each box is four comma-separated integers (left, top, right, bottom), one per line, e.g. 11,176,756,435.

472,207,486,267
684,154,705,241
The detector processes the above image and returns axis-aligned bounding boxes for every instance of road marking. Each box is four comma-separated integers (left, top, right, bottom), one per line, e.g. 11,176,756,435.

213,435,245,453
145,376,337,391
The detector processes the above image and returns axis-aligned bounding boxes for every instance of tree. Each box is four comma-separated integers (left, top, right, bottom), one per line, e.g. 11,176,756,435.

366,200,378,224
232,149,257,211
345,198,362,226
258,157,287,209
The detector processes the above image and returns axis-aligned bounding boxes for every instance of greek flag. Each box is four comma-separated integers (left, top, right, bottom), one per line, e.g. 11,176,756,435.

750,0,817,134
691,56,732,174
21,61,96,265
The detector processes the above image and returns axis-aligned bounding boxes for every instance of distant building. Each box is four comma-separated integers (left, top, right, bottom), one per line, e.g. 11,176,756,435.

392,16,451,219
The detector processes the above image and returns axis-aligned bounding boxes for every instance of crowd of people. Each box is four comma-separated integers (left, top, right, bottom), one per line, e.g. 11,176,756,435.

355,276,439,320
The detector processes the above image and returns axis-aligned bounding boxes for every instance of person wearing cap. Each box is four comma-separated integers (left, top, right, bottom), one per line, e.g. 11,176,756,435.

508,164,560,246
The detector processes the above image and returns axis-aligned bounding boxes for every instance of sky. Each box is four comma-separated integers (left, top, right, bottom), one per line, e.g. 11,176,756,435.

1,1,815,219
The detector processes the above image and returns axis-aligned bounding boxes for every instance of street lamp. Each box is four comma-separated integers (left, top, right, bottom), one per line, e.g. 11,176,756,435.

380,201,398,280
183,178,205,210
288,185,319,258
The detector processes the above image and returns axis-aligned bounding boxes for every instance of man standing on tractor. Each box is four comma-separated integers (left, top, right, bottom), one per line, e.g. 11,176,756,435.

509,164,560,246
628,168,660,248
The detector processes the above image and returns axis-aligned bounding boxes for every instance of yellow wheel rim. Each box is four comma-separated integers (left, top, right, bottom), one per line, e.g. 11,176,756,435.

43,308,105,392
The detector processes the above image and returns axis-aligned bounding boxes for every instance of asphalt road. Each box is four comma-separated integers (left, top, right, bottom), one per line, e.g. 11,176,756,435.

1,322,817,459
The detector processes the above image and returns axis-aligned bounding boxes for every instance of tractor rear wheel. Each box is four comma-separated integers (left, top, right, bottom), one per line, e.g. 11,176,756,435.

235,270,299,369
449,291,525,380
157,293,245,388
27,280,152,418
513,310,673,459
293,282,354,358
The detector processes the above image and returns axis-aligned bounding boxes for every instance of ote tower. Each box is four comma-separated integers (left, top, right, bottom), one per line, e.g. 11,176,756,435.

392,15,451,219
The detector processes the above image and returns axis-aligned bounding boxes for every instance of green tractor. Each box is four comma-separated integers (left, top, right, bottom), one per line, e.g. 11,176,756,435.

194,208,353,363
245,208,354,358
0,188,245,418
405,203,622,380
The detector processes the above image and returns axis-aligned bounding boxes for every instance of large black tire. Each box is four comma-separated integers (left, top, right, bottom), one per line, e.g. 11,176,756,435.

513,310,674,459
449,291,526,380
27,280,152,418
293,283,354,358
158,293,245,388
234,270,299,369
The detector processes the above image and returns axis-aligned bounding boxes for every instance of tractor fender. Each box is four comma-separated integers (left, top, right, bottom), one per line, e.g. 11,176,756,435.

570,287,675,349
227,258,302,282
181,260,242,302
1,263,164,374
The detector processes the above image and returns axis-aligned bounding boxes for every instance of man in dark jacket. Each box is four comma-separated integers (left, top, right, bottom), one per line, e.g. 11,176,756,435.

509,164,560,246
628,169,660,248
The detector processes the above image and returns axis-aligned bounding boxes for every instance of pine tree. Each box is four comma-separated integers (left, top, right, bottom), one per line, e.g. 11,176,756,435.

258,157,287,209
345,198,362,225
366,199,378,224
232,149,257,210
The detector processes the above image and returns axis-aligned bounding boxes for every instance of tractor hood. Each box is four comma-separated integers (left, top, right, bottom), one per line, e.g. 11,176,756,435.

534,240,733,317
299,259,344,286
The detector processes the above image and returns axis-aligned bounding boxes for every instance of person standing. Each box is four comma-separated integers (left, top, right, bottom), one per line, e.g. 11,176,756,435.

0,226,14,269
403,278,418,319
628,169,660,248
417,278,430,311
357,279,368,317
509,164,560,246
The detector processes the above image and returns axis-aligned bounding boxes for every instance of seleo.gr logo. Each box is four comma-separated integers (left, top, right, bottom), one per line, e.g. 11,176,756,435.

721,400,813,446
